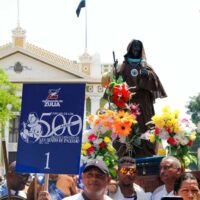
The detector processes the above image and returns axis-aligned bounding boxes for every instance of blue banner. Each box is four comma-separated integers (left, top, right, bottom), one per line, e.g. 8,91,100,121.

16,83,85,174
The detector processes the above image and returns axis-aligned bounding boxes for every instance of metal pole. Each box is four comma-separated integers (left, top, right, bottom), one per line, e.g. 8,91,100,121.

85,0,87,52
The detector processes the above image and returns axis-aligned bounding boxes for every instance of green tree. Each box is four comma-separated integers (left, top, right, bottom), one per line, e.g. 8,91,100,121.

186,93,200,170
0,69,20,138
186,93,200,125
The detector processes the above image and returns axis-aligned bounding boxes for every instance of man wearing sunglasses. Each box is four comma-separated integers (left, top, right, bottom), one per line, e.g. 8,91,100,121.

109,156,148,200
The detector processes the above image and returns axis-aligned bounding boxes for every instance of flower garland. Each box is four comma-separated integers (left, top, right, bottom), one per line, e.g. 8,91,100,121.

81,109,138,178
148,106,197,168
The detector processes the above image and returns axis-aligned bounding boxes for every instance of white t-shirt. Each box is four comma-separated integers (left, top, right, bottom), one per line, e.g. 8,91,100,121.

151,185,174,200
109,183,149,200
63,193,112,200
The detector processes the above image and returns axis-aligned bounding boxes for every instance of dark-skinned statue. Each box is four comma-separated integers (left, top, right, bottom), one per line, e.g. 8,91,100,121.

102,39,167,157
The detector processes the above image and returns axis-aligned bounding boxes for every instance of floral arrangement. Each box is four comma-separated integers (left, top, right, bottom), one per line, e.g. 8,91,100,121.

81,109,138,178
102,74,141,151
105,75,133,109
148,106,197,168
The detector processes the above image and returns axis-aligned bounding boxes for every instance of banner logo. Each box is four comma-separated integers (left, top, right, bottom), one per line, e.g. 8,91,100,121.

20,112,82,144
42,88,63,107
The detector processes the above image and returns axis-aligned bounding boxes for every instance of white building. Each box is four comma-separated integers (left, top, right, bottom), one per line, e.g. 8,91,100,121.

0,24,113,163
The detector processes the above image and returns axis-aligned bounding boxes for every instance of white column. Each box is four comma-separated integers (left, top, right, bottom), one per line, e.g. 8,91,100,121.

83,97,87,130
90,96,100,114
4,121,9,153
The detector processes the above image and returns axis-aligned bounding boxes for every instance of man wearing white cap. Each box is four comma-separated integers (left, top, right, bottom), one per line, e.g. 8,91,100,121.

38,159,112,200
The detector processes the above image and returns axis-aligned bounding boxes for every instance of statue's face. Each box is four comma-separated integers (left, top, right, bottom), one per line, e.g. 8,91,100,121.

131,40,142,58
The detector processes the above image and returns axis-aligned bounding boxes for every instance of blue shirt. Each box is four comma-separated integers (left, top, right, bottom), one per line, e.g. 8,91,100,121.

49,181,65,200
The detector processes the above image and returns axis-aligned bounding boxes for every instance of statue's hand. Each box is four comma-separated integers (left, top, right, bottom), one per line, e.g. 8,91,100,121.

140,68,148,77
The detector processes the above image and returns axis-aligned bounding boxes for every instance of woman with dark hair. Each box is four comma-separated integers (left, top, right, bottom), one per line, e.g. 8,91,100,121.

174,173,200,200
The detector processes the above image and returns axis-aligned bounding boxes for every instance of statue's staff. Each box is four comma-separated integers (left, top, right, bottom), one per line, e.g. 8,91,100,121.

112,51,118,79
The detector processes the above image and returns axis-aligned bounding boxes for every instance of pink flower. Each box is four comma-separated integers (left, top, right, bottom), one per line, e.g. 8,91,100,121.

129,103,140,117
181,118,189,124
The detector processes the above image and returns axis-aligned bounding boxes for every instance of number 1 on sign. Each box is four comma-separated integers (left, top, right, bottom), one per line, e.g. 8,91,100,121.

44,152,50,169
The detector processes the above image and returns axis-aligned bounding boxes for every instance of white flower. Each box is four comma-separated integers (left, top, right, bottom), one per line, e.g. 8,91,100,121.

96,156,104,161
173,135,181,145
93,138,103,145
82,130,91,142
119,136,126,143
159,129,170,140
174,135,189,145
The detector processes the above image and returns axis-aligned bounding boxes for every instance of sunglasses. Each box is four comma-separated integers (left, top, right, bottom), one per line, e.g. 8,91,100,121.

119,167,136,175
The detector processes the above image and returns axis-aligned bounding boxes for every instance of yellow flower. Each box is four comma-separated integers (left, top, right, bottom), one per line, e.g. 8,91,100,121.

104,137,111,143
107,144,115,152
190,132,196,141
173,109,180,118
82,150,87,156
157,148,166,156
165,120,174,129
162,113,171,121
82,143,92,150
149,134,155,143
156,119,165,129
115,110,136,123
174,125,181,133
152,115,165,128
162,106,170,113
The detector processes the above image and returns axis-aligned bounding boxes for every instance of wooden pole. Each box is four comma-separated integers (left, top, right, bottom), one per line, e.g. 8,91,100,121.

43,174,49,191
34,174,37,200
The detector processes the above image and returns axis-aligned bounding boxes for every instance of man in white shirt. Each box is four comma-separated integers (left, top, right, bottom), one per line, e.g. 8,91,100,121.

109,156,149,200
38,159,112,200
151,156,182,200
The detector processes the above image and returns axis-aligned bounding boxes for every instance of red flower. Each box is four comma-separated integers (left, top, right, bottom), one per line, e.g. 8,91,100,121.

155,127,160,135
167,127,172,134
99,141,106,149
88,134,97,141
112,83,131,109
87,146,95,154
167,137,177,146
187,140,193,146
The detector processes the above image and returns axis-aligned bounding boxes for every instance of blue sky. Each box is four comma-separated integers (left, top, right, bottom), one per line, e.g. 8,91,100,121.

0,0,200,116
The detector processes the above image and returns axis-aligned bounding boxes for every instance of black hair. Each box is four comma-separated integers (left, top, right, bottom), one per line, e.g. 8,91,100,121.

174,173,199,193
118,156,136,168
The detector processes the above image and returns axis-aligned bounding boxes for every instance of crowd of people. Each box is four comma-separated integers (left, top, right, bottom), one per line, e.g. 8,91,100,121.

0,157,199,200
